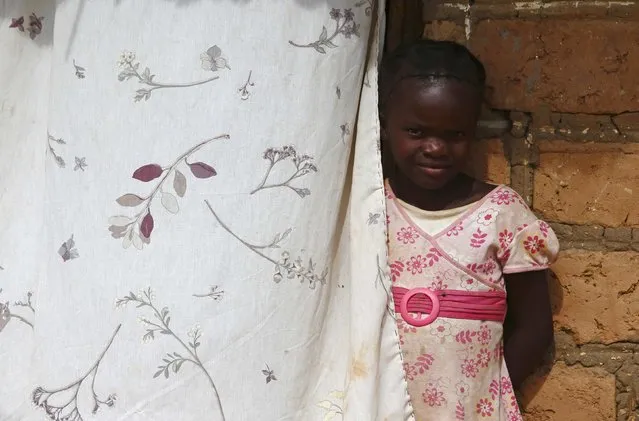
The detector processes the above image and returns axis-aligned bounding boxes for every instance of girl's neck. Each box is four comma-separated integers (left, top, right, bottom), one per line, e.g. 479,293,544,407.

390,172,489,212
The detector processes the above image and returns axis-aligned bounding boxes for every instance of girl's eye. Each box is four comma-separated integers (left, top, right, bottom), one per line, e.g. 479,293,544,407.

406,128,422,137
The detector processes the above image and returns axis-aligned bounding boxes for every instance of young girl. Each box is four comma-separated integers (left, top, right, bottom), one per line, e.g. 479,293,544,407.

380,40,558,421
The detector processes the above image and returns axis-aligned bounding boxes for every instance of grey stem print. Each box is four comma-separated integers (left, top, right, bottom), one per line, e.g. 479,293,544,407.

47,133,66,168
238,70,255,100
355,0,373,16
262,364,277,383
251,146,318,198
192,285,224,301
73,60,86,79
205,200,328,289
340,123,351,144
32,324,121,421
116,288,226,421
317,390,345,420
74,156,87,171
336,86,341,99
58,235,79,262
108,134,229,250
117,46,229,102
288,8,360,54
0,289,35,332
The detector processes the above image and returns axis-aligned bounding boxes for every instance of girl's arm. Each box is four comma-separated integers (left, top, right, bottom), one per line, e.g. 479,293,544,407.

503,270,554,391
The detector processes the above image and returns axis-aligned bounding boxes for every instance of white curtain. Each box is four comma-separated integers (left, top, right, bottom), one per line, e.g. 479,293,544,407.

0,1,414,420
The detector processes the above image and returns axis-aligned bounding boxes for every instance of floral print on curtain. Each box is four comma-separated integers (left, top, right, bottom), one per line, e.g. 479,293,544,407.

0,1,412,420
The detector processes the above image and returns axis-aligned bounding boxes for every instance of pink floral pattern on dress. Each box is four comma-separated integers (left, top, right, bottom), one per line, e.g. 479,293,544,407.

423,386,446,407
390,260,404,282
476,209,498,227
385,181,559,420
523,235,545,254
470,229,487,248
406,255,429,274
477,398,494,417
461,359,479,378
397,226,420,244
447,222,464,237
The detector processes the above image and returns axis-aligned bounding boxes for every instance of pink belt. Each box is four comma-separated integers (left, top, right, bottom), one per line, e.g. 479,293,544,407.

392,286,507,327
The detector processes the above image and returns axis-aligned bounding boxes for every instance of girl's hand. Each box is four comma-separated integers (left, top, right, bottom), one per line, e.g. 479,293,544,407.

503,270,554,391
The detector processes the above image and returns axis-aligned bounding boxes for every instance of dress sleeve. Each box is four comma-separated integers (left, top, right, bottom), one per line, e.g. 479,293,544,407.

501,217,559,275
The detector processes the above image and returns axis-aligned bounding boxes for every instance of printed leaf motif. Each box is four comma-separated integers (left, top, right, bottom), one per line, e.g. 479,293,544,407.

133,164,163,182
140,212,154,238
188,162,217,179
58,235,79,262
161,192,179,214
109,134,228,250
173,170,187,197
116,194,144,207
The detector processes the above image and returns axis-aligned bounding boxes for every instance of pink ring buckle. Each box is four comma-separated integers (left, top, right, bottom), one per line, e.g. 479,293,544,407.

399,288,440,327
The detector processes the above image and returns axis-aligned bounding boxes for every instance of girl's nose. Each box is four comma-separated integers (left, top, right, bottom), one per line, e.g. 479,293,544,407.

421,137,447,157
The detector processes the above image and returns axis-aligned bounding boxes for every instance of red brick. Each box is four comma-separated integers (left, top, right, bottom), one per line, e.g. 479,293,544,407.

423,21,466,44
466,138,510,185
551,250,639,344
534,141,639,227
469,20,639,114
521,362,616,421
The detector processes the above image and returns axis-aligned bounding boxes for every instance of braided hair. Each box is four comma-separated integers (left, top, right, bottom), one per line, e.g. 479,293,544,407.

379,39,486,114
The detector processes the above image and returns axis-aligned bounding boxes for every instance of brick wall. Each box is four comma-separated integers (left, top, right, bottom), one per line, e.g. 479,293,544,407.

423,1,639,420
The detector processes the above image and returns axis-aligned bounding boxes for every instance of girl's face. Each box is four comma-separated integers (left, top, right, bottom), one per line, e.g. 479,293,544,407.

383,78,481,190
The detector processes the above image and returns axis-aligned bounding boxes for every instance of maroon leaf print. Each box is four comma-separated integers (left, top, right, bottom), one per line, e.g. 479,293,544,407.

133,164,163,182
188,162,216,179
116,194,145,207
140,212,154,239
9,16,25,31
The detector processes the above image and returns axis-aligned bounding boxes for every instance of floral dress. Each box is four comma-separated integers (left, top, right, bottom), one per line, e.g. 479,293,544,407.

385,181,559,421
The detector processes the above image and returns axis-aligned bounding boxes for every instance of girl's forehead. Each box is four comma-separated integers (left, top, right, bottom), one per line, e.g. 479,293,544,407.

389,79,481,117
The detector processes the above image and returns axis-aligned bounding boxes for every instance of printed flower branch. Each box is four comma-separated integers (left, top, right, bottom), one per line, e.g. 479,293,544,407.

116,288,226,421
0,289,35,332
289,8,360,54
9,13,44,39
205,200,328,289
47,133,66,168
251,146,318,198
192,285,224,301
317,390,345,421
117,46,229,102
108,134,229,250
238,70,255,100
32,324,121,421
